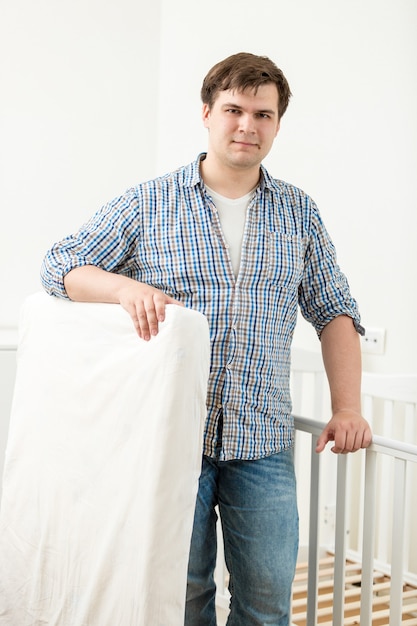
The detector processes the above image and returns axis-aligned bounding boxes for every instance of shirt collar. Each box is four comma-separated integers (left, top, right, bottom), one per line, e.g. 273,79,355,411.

182,153,281,195
180,153,206,188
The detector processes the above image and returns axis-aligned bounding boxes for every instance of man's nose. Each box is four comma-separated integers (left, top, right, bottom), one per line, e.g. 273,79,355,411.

238,114,255,133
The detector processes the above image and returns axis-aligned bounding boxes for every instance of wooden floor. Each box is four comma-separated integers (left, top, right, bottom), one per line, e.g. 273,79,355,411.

216,554,417,625
291,554,417,625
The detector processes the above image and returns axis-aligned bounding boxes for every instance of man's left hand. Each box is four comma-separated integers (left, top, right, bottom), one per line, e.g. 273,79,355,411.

316,410,372,454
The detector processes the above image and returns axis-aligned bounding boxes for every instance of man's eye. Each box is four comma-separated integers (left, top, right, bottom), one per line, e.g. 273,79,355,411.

226,109,240,114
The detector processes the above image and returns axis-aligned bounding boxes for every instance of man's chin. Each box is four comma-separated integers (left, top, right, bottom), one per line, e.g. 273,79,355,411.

227,153,263,170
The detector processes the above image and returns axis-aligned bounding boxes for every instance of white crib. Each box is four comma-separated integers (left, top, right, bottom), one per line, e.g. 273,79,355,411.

215,348,417,626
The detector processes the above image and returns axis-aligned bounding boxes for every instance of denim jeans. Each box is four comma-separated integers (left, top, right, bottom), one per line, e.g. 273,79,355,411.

185,448,299,625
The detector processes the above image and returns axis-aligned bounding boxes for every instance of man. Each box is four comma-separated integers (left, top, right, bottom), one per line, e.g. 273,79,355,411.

41,52,372,625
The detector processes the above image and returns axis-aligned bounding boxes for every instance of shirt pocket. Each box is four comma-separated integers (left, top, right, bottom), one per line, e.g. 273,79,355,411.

267,232,304,289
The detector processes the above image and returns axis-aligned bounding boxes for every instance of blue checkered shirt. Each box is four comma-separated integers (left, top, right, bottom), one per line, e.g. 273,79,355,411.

41,154,362,461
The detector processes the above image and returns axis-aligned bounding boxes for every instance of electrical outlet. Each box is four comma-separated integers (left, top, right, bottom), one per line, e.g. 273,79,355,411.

360,327,385,355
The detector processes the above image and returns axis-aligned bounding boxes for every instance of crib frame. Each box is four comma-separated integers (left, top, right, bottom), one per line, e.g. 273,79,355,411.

215,349,417,626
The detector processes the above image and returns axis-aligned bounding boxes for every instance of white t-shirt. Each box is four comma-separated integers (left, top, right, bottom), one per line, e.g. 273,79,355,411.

206,185,255,277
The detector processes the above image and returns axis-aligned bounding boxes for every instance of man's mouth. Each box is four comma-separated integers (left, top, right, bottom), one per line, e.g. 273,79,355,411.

232,140,259,148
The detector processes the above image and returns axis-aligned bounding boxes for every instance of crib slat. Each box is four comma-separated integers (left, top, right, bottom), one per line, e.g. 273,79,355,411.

360,448,378,626
306,434,320,626
332,454,348,626
403,402,415,574
390,457,407,625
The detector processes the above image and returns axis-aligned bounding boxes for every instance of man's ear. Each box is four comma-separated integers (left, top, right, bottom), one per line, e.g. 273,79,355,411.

202,103,211,129
275,120,281,138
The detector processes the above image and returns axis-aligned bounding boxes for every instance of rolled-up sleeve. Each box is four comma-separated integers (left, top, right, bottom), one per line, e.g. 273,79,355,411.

298,202,362,337
40,189,141,298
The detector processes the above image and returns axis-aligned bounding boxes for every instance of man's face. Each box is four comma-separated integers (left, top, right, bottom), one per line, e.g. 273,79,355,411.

202,83,281,172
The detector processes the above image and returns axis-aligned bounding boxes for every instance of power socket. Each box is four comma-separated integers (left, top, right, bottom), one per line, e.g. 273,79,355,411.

360,327,386,355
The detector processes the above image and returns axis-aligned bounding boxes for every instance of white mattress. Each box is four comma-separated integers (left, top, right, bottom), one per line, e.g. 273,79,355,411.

0,292,210,625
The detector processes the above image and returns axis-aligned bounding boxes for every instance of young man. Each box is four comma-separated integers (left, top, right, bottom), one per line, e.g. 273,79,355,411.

41,52,372,625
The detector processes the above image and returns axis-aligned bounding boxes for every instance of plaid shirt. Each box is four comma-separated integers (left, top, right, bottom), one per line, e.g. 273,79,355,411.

41,154,362,461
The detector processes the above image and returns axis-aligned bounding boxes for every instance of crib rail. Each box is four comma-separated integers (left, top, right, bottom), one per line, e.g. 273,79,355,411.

293,416,417,626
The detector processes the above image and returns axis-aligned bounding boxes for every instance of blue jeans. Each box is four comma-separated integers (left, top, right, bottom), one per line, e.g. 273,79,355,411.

185,449,299,625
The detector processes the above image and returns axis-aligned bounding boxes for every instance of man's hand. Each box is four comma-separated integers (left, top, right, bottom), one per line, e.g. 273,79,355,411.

64,265,184,340
316,410,372,454
118,282,184,341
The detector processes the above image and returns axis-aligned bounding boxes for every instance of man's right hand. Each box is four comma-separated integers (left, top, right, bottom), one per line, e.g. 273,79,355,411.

117,281,183,341
64,265,183,341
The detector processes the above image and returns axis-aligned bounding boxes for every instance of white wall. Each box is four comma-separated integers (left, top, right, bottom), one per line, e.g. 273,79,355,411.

0,0,161,325
1,0,416,375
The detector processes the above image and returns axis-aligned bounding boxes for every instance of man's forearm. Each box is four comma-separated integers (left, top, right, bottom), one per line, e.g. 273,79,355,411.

64,265,135,303
320,315,362,415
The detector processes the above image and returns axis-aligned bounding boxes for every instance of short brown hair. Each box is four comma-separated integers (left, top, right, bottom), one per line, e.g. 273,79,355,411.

201,52,292,119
